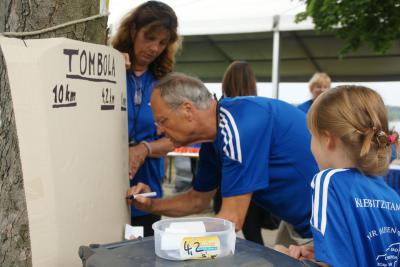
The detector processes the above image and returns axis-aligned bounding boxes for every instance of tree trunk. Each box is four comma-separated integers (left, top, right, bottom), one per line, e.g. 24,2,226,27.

0,1,107,265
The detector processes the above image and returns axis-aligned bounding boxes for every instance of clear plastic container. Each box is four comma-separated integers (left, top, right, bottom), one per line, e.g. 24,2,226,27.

152,217,236,260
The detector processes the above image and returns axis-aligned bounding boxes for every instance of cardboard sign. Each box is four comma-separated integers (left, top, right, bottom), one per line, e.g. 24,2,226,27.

0,37,129,267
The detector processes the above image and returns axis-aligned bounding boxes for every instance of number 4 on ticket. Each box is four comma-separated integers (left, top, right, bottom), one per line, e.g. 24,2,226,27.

180,236,221,260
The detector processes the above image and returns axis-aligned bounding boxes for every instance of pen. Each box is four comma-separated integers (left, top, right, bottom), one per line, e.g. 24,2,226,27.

126,191,157,200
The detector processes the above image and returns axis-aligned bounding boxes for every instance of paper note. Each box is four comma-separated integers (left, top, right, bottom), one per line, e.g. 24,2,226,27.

124,224,143,240
161,221,206,251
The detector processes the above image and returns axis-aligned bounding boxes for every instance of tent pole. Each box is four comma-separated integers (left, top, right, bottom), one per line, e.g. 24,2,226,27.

272,15,280,99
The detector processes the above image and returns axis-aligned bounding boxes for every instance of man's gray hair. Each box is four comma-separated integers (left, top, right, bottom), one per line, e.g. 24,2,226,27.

155,73,213,109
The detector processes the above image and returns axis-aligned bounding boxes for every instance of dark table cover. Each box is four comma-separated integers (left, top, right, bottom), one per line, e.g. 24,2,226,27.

79,237,318,267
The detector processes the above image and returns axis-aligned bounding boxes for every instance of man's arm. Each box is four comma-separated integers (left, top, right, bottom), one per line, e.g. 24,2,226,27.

128,183,215,217
216,193,252,232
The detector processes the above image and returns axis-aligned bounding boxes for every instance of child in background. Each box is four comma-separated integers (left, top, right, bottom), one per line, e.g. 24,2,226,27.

276,85,400,266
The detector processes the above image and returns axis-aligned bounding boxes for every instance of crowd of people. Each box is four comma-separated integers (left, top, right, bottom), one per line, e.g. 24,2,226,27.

114,1,400,266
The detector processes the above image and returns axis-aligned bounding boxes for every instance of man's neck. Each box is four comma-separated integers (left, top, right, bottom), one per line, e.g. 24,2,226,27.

195,100,218,142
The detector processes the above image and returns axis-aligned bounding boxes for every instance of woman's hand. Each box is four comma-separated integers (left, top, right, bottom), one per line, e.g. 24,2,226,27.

122,53,131,70
128,143,149,179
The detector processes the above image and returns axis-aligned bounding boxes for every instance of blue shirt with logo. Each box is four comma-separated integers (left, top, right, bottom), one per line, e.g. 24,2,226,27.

127,70,164,217
194,96,318,237
311,168,400,266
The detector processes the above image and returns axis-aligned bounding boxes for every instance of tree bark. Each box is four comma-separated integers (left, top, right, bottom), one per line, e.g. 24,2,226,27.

0,1,107,265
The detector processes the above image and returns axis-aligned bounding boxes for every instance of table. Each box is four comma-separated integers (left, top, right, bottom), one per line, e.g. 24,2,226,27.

79,237,319,267
385,164,400,194
166,150,199,184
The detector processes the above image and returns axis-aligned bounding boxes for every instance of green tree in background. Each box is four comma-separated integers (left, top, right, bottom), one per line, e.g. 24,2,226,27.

296,0,400,54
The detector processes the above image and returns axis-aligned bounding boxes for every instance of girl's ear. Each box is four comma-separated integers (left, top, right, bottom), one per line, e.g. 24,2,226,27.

323,130,336,150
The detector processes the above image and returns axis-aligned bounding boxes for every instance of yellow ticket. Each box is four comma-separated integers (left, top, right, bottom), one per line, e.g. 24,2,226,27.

179,235,221,260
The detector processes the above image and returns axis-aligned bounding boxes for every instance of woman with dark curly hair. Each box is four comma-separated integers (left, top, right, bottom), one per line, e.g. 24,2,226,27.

111,1,180,236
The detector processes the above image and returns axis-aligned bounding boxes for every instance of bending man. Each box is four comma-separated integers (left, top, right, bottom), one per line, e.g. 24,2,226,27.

128,73,318,243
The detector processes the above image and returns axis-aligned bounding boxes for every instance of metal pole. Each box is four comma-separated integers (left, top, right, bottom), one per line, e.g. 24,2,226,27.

272,15,280,99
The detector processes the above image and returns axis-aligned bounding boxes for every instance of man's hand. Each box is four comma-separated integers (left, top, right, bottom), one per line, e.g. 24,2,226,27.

128,143,149,179
126,182,153,212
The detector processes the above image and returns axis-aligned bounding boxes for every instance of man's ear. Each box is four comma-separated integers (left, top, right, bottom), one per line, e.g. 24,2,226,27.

181,100,194,121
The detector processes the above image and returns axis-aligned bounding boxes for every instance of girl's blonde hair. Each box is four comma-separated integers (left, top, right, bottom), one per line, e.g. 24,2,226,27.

111,1,180,79
308,85,399,176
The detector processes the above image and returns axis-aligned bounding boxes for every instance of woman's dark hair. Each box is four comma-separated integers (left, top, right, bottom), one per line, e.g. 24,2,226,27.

111,1,180,79
222,61,257,97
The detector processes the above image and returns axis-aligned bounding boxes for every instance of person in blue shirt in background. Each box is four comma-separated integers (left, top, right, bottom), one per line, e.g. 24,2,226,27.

112,1,180,236
276,85,400,267
297,73,331,114
128,73,319,244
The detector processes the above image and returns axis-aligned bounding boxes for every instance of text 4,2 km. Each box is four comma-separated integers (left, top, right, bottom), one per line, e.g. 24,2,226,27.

101,88,115,110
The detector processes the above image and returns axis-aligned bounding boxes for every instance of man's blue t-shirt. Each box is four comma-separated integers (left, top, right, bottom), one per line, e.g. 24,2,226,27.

127,70,164,217
297,99,313,114
311,168,400,267
194,96,319,237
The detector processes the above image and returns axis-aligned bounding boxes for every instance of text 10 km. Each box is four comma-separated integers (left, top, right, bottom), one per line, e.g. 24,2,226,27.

52,84,77,108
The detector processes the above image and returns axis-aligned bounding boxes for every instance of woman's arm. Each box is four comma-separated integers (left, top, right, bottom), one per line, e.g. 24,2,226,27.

129,137,174,179
145,137,174,158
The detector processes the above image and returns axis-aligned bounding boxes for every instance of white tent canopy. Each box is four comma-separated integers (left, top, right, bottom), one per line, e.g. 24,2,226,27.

109,0,400,97
108,0,313,35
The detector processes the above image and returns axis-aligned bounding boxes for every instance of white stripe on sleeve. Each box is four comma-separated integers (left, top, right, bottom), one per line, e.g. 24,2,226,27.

220,113,235,160
220,107,242,163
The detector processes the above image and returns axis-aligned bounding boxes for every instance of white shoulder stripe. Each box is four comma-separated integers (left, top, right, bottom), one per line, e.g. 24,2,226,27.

219,115,234,159
220,107,242,163
312,171,324,230
320,169,347,234
312,169,348,235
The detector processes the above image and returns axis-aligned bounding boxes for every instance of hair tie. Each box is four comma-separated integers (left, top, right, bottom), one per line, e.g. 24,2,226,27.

388,134,397,145
376,130,387,147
